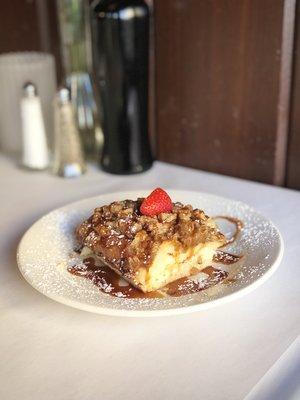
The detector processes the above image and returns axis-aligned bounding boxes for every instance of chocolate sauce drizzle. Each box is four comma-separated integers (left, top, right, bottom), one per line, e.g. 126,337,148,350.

213,215,244,245
165,267,229,297
213,250,241,264
68,216,243,298
68,257,163,299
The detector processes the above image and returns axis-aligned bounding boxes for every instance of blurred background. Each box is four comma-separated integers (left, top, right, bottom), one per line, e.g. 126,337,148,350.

0,0,299,188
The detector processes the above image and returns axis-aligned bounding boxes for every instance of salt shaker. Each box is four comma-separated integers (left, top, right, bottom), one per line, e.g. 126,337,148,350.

53,87,86,178
21,82,49,170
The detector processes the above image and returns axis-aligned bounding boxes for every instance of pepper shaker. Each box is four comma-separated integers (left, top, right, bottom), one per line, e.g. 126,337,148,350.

90,0,153,174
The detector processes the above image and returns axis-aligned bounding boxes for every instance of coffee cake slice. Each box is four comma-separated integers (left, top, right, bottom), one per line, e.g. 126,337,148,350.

75,198,226,293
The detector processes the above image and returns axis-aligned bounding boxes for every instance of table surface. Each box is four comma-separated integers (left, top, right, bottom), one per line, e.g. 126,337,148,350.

0,155,299,400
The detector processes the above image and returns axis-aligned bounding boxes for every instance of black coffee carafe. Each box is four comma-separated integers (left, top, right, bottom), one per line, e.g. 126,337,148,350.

90,0,153,174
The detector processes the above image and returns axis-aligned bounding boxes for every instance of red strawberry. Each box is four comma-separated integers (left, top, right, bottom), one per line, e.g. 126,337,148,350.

140,188,173,216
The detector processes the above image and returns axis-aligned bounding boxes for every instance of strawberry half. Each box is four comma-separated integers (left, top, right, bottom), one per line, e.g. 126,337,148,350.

140,188,173,216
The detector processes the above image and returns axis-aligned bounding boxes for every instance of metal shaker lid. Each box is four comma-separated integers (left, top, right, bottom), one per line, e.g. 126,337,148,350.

23,81,37,98
57,87,70,104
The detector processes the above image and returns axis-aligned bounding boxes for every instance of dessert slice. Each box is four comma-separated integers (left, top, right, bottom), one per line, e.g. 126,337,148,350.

75,189,226,293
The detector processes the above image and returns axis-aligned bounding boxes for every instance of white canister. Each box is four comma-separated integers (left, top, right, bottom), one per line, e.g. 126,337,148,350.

0,52,56,154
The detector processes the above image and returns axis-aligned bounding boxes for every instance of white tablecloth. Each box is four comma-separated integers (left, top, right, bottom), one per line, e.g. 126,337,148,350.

0,154,299,400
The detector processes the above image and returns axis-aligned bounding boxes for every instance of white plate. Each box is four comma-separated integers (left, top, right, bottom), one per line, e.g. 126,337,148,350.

17,190,284,317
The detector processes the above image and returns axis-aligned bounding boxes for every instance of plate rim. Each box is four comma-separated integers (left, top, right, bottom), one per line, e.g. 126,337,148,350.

17,189,284,317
